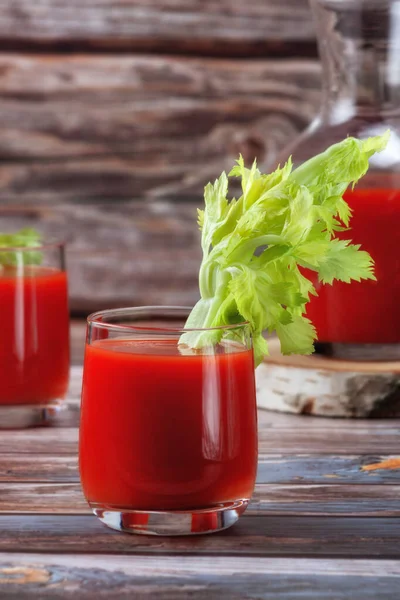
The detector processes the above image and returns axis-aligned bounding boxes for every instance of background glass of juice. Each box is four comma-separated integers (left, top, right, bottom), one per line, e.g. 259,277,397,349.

0,242,70,428
304,187,400,360
79,306,258,536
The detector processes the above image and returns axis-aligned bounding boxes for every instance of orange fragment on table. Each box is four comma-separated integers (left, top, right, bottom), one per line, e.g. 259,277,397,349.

362,458,400,472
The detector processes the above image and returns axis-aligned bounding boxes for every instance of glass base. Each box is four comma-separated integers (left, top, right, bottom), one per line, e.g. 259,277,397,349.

314,342,400,361
91,499,249,536
0,401,63,429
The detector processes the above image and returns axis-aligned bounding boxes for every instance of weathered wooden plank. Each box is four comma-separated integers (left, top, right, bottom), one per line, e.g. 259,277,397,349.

2,422,400,455
0,429,78,455
2,553,400,579
1,482,400,517
2,453,400,485
250,484,400,516
257,455,400,484
0,554,399,599
0,456,78,483
0,514,399,557
0,483,87,514
257,428,400,454
0,54,320,201
0,1,314,54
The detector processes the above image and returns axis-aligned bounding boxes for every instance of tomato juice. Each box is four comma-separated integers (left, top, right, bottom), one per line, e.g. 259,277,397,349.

305,188,400,345
0,266,69,405
79,338,257,512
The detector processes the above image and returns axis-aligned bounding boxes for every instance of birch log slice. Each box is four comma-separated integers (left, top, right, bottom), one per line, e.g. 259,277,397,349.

256,339,400,418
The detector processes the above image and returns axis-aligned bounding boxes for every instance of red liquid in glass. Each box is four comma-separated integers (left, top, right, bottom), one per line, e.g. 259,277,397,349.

0,266,70,405
305,188,400,344
79,339,257,511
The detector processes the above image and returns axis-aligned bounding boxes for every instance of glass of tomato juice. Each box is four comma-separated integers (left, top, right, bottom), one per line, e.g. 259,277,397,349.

304,187,400,360
79,306,258,536
0,241,70,428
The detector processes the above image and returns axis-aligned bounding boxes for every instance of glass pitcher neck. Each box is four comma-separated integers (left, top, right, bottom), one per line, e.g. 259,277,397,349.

311,0,400,123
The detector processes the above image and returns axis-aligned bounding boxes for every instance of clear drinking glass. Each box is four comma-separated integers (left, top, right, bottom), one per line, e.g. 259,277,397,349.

79,306,257,536
278,0,400,360
0,242,70,427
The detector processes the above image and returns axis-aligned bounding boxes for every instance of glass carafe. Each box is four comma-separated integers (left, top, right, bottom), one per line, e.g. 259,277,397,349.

280,0,400,360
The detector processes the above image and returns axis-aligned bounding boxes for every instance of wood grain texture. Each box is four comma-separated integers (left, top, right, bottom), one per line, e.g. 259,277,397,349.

250,484,400,516
0,555,399,599
0,455,78,483
0,1,315,55
3,453,400,485
2,482,400,517
257,455,400,484
3,422,400,456
0,429,78,455
257,427,400,454
0,514,399,557
0,54,321,202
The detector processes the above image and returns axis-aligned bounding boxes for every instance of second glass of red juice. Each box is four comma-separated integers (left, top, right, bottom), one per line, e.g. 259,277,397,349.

304,187,400,359
0,241,70,428
79,306,257,536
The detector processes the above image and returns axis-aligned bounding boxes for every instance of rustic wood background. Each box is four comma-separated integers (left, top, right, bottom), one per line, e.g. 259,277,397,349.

0,0,321,312
0,0,320,203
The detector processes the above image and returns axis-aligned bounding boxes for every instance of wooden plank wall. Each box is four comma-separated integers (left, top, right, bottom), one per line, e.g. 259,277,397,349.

0,1,322,311
0,0,321,203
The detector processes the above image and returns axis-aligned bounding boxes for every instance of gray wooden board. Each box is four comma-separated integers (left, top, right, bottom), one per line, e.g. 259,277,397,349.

0,55,320,203
0,1,314,53
0,555,399,599
0,455,79,483
257,455,400,484
2,453,400,485
0,515,399,558
1,482,400,517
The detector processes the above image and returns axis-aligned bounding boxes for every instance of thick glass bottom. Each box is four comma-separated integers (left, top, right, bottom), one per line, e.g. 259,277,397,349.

90,499,249,536
314,342,400,362
0,401,63,429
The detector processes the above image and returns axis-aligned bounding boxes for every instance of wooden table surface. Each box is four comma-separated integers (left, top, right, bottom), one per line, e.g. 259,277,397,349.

2,361,400,598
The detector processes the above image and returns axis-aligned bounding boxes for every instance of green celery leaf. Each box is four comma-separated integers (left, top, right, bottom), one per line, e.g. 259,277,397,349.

0,228,43,267
252,334,270,367
181,132,389,366
229,266,288,332
276,315,316,355
317,239,376,285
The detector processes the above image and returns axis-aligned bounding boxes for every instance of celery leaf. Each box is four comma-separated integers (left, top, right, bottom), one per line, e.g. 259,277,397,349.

182,132,389,366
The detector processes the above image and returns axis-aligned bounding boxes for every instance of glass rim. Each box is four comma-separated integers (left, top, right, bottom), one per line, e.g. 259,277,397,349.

87,305,250,334
0,238,66,252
